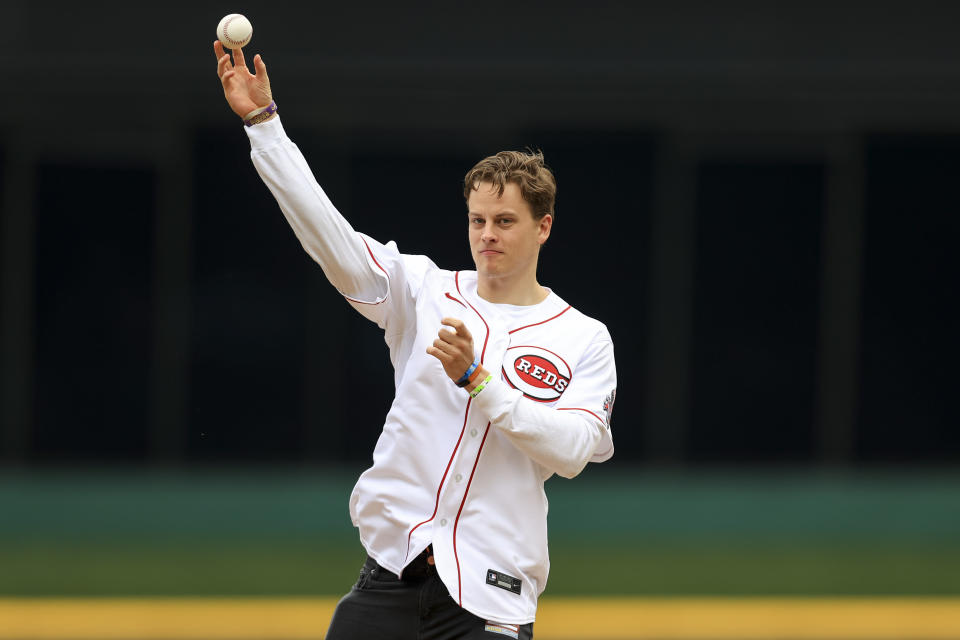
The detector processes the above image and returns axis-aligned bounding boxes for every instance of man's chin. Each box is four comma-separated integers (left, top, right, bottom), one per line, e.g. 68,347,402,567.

475,267,507,279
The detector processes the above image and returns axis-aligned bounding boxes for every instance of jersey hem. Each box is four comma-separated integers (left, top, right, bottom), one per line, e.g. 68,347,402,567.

356,534,404,578
356,532,537,625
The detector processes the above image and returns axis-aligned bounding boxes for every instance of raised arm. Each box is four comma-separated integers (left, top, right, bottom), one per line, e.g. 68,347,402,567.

213,43,387,304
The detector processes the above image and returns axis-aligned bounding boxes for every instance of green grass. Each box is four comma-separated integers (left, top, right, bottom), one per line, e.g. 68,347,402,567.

3,469,958,597
1,538,363,596
548,537,960,595
3,536,958,597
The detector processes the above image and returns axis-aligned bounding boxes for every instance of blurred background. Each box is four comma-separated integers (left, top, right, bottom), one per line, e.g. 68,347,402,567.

1,0,959,637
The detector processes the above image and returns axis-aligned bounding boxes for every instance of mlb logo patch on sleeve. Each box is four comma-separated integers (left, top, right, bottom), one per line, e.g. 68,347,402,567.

486,569,522,595
484,621,520,639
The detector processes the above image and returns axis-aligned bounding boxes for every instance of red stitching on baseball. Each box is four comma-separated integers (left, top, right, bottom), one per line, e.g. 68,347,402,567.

221,16,247,47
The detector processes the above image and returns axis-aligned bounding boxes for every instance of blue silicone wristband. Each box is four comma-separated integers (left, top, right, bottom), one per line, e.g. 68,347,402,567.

455,360,480,387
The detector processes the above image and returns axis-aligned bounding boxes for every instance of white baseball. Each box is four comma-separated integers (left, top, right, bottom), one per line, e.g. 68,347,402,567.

217,14,253,49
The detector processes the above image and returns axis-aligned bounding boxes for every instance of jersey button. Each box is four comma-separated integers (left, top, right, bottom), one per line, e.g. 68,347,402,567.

470,429,478,437
455,474,463,482
440,518,448,526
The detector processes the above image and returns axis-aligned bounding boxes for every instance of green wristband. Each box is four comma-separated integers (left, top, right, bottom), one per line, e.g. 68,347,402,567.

469,374,494,398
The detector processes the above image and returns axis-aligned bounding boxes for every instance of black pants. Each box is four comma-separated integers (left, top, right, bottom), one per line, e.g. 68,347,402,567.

325,547,534,640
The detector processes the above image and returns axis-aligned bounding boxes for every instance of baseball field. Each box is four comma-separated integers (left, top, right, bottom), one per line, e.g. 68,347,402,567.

2,469,958,639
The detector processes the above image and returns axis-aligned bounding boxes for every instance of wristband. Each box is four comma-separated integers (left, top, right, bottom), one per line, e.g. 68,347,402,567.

243,100,277,127
455,360,480,388
469,374,494,398
464,366,483,386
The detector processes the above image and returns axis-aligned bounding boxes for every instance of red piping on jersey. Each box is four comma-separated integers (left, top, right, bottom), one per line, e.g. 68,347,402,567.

452,421,491,606
342,237,390,306
342,293,385,306
558,407,606,424
361,237,387,274
445,292,466,308
455,272,490,362
508,305,572,334
406,273,491,565
405,398,472,560
450,271,494,605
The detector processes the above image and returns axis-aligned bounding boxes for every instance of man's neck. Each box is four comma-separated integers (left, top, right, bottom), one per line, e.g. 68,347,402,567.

477,276,549,306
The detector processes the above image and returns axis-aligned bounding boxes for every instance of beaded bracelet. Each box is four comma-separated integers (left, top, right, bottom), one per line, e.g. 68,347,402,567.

469,374,494,398
455,360,480,388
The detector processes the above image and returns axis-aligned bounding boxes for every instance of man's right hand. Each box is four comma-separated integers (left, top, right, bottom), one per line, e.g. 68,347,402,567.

214,41,273,119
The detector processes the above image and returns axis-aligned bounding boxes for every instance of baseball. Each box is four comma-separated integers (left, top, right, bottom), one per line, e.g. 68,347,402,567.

217,14,253,49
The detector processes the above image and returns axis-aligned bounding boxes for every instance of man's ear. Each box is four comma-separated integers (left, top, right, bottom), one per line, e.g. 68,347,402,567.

537,214,553,245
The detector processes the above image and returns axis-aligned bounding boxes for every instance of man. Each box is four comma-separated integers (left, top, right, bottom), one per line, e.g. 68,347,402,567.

214,42,616,640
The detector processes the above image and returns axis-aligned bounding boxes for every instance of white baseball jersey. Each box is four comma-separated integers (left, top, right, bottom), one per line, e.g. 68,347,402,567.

247,117,616,625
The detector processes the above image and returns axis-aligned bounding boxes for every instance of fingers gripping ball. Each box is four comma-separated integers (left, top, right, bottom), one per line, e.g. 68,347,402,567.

217,14,253,49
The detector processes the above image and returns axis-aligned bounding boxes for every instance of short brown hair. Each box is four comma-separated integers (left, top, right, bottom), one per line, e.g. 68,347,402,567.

463,150,556,221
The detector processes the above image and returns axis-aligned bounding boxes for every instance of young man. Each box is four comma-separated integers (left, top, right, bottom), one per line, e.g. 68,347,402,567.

214,43,616,640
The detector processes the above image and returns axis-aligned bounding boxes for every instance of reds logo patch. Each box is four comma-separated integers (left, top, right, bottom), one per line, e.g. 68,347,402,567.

501,345,571,402
603,388,616,426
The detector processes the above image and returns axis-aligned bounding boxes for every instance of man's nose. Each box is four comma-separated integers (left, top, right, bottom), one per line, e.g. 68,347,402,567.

481,223,497,242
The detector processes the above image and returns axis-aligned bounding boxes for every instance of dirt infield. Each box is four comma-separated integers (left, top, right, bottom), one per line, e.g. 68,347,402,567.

2,597,959,639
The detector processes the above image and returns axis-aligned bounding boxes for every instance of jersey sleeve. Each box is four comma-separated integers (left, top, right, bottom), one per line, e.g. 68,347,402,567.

246,116,434,332
554,334,616,463
471,328,617,478
341,234,437,333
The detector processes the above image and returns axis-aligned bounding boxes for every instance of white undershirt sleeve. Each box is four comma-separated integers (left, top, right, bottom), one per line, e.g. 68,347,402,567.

245,116,388,303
